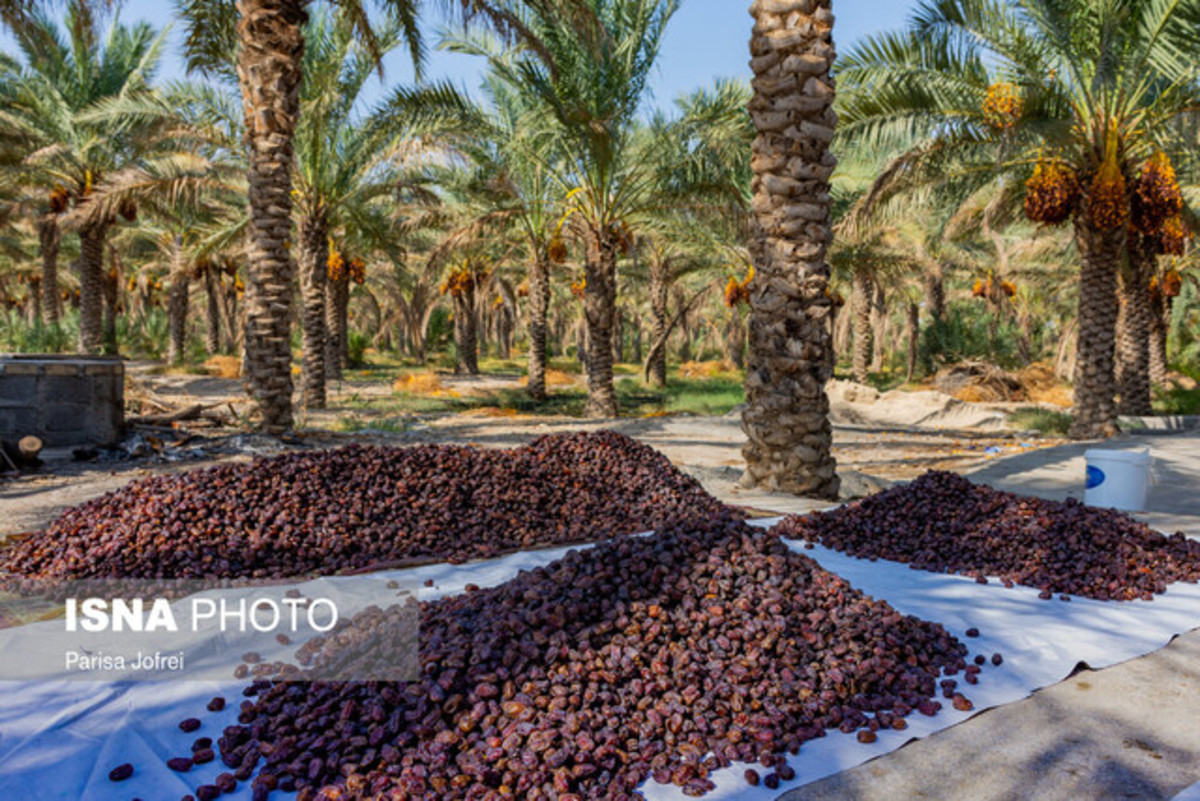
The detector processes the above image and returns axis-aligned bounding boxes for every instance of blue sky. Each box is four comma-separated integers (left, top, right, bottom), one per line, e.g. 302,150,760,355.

3,0,919,110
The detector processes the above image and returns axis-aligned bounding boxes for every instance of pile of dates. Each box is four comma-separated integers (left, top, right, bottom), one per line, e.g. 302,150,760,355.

775,471,1200,601
1,432,732,580
194,520,976,799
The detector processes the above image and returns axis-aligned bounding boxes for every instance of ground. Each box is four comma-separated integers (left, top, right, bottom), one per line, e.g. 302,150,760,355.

2,362,1198,799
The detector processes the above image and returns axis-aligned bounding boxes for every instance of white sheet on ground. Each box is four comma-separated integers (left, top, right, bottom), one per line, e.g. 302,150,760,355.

1,521,1197,800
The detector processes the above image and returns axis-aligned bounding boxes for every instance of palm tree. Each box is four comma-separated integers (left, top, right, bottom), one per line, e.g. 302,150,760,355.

181,0,421,431
0,4,165,353
742,0,840,497
838,0,1200,438
449,0,679,417
289,12,419,409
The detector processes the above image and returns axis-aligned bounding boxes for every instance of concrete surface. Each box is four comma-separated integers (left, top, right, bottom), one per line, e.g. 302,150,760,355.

779,429,1200,801
966,430,1200,536
780,628,1200,801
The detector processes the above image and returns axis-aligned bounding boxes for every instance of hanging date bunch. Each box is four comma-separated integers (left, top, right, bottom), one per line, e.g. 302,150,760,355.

1157,215,1192,257
1024,156,1079,226
1089,131,1127,230
327,248,347,282
982,82,1023,131
1162,266,1184,298
972,275,1015,300
440,266,475,299
609,219,635,255
723,266,754,307
347,256,366,285
1132,151,1183,236
48,186,70,213
547,233,568,265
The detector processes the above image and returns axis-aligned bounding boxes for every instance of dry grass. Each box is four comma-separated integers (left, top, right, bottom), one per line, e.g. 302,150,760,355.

1017,362,1073,408
204,355,242,379
458,406,523,419
517,369,579,388
393,372,458,397
952,385,991,404
678,360,736,379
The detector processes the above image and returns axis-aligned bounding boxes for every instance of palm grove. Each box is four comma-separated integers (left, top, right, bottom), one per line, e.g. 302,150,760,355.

1,0,1198,498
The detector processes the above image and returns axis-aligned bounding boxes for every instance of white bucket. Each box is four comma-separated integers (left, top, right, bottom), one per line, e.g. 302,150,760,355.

1084,449,1153,511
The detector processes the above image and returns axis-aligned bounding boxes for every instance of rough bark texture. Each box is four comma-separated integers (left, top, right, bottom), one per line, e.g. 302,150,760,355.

167,237,190,363
724,312,747,369
906,301,919,381
102,250,119,353
236,0,305,432
326,274,349,377
612,307,624,364
742,0,839,499
27,280,41,324
1117,234,1154,416
526,256,550,401
297,214,327,409
851,269,872,383
1069,218,1123,439
869,281,886,372
583,231,619,416
77,221,108,354
453,286,479,376
1149,290,1169,386
925,263,945,323
204,266,222,353
648,257,669,388
38,215,61,326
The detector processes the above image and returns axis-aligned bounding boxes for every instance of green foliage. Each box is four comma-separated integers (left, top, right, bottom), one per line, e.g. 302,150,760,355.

1167,278,1200,373
920,302,1026,371
347,330,369,366
0,309,77,352
1008,407,1071,437
115,308,169,359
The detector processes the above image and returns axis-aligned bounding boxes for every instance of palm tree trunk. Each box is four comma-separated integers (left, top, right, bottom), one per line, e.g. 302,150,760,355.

526,255,550,400
453,287,479,376
612,306,623,364
648,257,669,387
925,263,945,324
223,281,240,353
325,274,348,375
38,215,61,326
1113,287,1128,389
583,230,618,416
870,281,886,372
631,317,643,364
1117,234,1154,416
742,0,839,498
723,312,746,369
102,248,119,354
1069,218,1122,439
77,221,108,354
167,236,190,363
297,214,327,409
851,269,872,383
1149,287,1168,386
27,280,41,325
235,0,306,432
906,301,919,381
204,266,222,354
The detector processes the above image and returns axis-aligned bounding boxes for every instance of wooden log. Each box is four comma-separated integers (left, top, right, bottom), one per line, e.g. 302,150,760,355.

18,436,43,462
